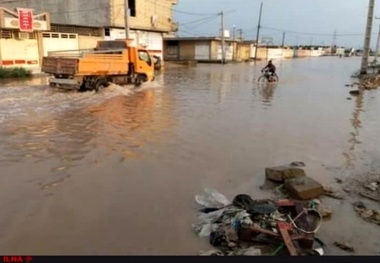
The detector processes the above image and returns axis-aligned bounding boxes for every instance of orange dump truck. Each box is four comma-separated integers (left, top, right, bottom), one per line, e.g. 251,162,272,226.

41,40,155,91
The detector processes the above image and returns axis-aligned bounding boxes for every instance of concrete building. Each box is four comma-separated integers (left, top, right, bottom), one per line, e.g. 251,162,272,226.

163,37,255,62
0,7,51,71
0,0,178,71
163,37,326,62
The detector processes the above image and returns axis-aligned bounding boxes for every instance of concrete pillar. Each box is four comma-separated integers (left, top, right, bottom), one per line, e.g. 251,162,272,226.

360,0,375,74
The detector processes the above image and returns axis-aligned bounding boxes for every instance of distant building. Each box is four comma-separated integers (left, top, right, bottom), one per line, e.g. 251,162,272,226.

163,37,255,62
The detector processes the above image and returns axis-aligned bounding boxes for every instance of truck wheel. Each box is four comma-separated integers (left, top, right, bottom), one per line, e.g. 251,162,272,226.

94,79,109,92
134,75,143,87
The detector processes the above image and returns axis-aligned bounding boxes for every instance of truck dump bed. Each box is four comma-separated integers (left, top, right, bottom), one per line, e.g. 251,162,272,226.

42,57,79,76
42,49,130,76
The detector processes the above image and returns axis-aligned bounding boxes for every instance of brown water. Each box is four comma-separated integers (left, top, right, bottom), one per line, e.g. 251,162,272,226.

0,57,379,255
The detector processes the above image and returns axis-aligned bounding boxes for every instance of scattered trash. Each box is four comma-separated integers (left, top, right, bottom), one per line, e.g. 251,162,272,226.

290,162,306,167
349,90,361,96
199,250,224,256
234,247,262,256
309,199,332,218
353,201,380,226
334,241,355,252
193,189,324,256
335,178,343,184
322,186,345,200
359,191,380,202
359,74,380,90
364,182,379,192
195,188,231,209
233,194,278,215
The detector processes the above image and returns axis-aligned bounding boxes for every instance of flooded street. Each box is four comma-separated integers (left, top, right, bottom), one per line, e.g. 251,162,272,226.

0,57,379,255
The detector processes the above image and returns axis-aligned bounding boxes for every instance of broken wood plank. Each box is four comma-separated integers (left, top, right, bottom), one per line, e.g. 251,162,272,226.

277,222,298,256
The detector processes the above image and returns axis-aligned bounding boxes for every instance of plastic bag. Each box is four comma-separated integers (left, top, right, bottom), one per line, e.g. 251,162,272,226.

232,211,253,229
192,223,220,237
195,188,231,209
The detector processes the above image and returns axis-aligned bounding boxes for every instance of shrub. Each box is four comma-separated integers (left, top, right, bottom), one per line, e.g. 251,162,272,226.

0,67,32,79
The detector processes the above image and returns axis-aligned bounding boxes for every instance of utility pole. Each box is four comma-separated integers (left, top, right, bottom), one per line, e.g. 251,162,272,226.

373,16,380,64
220,10,226,64
331,30,337,55
124,0,130,39
238,29,243,40
232,25,236,61
282,32,286,47
254,2,263,62
360,0,375,75
332,30,337,46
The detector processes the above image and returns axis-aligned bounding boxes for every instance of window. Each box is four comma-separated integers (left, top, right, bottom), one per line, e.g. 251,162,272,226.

0,30,13,39
138,50,152,66
104,28,110,37
129,0,136,17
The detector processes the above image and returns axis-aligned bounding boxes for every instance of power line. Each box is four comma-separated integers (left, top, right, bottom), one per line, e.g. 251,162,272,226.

260,25,377,37
178,14,219,26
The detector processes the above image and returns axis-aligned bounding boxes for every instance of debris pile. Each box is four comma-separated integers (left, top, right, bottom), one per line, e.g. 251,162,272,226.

353,201,380,226
360,74,380,90
193,189,325,256
343,172,380,202
193,162,380,255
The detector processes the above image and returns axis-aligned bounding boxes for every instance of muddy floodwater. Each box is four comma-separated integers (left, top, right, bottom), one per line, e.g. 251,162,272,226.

0,57,379,255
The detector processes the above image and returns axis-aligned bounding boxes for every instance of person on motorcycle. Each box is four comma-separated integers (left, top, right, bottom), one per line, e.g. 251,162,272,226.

262,60,276,77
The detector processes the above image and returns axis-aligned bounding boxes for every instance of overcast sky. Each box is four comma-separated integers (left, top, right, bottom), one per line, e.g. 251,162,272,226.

173,0,380,48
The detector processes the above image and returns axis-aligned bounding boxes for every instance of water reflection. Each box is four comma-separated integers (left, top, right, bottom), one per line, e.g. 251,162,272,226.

258,83,277,105
0,87,176,171
85,88,176,161
343,93,364,169
0,76,48,87
0,110,98,168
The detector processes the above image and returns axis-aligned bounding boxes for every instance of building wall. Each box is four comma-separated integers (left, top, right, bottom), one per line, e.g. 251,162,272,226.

210,41,233,61
105,28,164,59
163,41,179,60
256,47,268,60
236,44,251,61
78,36,103,49
268,48,283,60
298,49,311,57
110,0,177,32
1,0,177,32
210,41,219,60
179,41,195,60
41,32,79,56
0,31,39,68
1,0,111,27
283,49,294,58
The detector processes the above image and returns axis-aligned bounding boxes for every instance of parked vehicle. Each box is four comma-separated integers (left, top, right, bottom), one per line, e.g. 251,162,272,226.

41,40,155,91
152,55,162,70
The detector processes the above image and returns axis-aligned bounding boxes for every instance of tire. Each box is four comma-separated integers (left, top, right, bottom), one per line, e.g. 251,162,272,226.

271,73,279,82
94,78,109,92
134,74,144,87
258,76,268,83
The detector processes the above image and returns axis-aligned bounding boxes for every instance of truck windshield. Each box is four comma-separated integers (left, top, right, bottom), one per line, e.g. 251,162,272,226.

138,50,152,66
